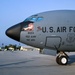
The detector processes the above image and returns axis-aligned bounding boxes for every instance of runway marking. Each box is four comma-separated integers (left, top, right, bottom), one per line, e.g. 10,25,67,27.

0,59,34,68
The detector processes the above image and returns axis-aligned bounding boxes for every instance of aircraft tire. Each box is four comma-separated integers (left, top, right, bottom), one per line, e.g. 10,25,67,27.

56,56,60,64
59,56,68,65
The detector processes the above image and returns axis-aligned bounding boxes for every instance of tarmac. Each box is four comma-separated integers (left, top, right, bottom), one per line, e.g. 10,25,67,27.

0,50,75,75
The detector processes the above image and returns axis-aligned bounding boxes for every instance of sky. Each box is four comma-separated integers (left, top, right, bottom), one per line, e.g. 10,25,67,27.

0,0,75,46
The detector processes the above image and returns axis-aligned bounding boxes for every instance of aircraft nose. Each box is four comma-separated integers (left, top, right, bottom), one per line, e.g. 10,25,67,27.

5,23,22,41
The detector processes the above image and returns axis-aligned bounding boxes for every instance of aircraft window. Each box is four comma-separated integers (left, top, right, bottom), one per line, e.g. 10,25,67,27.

37,17,43,21
31,17,37,22
22,23,34,31
24,17,43,22
24,17,37,22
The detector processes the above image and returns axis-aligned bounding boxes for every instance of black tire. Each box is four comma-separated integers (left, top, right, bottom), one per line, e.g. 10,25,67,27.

56,56,60,64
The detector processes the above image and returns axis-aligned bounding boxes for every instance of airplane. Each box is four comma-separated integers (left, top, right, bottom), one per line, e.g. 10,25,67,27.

6,10,75,65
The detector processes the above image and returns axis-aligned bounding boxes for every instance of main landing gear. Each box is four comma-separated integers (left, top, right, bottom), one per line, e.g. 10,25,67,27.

56,51,69,65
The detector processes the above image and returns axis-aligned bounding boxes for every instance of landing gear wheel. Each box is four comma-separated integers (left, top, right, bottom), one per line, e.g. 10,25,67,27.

56,56,68,65
56,56,60,64
59,56,68,65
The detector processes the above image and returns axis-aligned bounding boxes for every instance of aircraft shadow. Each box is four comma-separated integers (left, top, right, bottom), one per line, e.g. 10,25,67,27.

68,55,75,64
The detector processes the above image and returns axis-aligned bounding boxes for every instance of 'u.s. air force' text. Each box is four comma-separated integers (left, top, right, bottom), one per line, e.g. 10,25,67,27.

42,26,75,33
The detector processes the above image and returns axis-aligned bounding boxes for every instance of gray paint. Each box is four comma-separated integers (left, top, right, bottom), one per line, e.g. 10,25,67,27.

20,10,75,52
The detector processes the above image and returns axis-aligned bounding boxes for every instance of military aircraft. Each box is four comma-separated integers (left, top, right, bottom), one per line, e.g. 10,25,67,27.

6,10,75,65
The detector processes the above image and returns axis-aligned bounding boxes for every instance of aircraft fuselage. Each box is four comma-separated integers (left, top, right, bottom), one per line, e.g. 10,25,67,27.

20,10,75,51
6,10,75,65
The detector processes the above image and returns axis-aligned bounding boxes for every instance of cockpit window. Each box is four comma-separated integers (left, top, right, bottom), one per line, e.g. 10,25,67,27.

24,16,43,22
31,17,37,22
37,17,43,22
22,16,43,31
22,23,34,31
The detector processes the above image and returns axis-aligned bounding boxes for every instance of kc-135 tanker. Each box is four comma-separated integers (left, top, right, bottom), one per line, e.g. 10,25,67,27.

6,10,75,65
